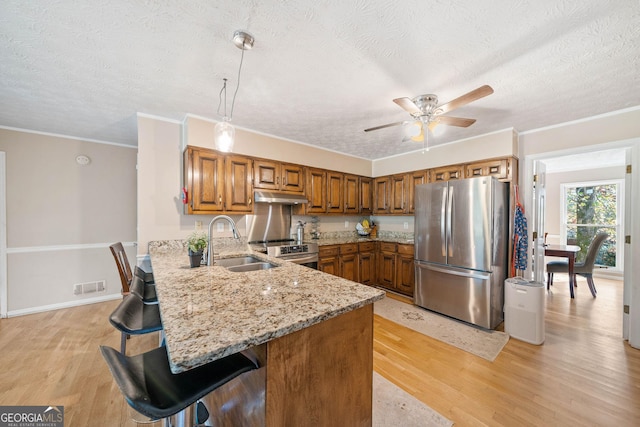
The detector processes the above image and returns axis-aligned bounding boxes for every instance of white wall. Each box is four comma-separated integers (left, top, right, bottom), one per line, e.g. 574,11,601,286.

0,127,137,315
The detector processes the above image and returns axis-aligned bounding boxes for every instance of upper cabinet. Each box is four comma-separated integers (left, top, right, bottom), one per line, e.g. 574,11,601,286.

389,173,409,214
184,146,252,214
344,174,360,215
327,172,344,214
373,176,390,214
359,177,373,214
253,159,305,193
430,165,464,182
408,170,428,213
305,168,327,214
465,158,514,182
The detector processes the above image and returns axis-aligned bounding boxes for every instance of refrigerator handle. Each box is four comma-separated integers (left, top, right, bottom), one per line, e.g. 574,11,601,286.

447,186,454,257
441,187,447,256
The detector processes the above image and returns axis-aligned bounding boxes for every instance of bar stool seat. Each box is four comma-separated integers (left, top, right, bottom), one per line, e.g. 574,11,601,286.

100,345,257,422
109,294,163,354
135,265,155,284
129,275,158,304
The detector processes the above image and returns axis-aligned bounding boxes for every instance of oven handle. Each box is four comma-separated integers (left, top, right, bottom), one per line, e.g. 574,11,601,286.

279,253,319,264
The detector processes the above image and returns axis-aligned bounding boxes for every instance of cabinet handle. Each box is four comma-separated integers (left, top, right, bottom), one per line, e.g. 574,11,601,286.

219,195,222,204
277,177,280,185
248,197,252,205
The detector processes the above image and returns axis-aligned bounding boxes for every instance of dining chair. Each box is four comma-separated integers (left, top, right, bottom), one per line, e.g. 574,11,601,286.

109,242,154,296
546,232,609,297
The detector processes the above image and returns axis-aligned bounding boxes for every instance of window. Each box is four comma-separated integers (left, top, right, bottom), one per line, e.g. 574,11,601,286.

561,180,623,271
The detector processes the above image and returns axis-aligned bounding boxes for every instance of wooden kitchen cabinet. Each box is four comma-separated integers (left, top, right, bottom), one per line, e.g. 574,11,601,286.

465,157,513,181
430,165,464,182
377,243,396,289
408,170,428,213
359,177,373,214
253,159,305,193
318,245,339,275
390,173,409,214
224,155,253,212
305,168,327,214
358,242,376,286
344,174,360,214
373,176,390,214
327,172,344,214
395,244,415,296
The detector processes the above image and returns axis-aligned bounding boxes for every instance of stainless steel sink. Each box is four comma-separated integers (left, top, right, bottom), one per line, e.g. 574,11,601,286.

226,262,278,272
215,256,263,267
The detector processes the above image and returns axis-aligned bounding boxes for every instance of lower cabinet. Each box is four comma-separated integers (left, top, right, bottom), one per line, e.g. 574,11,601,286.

319,241,415,297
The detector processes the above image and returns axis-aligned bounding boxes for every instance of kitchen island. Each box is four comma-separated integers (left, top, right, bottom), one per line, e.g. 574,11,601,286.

149,239,385,426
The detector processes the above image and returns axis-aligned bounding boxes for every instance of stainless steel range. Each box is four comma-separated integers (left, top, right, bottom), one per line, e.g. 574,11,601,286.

247,191,318,269
267,242,319,269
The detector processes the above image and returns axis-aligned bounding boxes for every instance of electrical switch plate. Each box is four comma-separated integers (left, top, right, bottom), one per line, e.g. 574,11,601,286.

403,222,409,230
195,221,202,230
344,221,349,228
217,223,224,232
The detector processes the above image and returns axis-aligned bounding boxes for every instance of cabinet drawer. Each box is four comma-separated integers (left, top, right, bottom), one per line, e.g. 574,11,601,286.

319,245,339,257
340,243,358,255
397,244,414,255
379,242,397,253
358,242,375,252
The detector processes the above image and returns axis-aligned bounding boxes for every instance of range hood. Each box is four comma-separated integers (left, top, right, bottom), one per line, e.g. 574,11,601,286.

254,190,308,204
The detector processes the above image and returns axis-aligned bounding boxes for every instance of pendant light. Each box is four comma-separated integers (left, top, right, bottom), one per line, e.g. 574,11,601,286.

215,30,255,152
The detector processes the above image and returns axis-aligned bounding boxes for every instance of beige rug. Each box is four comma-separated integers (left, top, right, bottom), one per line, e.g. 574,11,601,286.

373,372,453,427
374,296,509,362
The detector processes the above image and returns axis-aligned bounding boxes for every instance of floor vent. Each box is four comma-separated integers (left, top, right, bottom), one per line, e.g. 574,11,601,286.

74,280,106,296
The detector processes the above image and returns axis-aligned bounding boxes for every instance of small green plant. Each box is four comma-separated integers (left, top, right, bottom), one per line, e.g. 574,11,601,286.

187,231,207,253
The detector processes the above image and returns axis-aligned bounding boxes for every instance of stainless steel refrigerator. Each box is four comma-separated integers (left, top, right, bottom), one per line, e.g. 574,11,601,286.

414,176,509,329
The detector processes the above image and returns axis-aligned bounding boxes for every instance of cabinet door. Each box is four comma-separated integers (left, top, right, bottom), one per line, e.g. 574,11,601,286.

186,147,225,213
253,159,280,190
306,168,327,213
327,172,344,213
340,253,359,282
344,174,360,214
224,155,253,212
396,254,415,296
390,173,409,214
378,251,396,288
360,177,373,214
281,163,305,193
465,158,510,181
408,170,427,213
359,251,376,286
373,176,390,214
430,165,464,182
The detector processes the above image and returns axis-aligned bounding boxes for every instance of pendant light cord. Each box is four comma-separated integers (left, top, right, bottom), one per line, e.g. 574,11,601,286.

216,46,246,121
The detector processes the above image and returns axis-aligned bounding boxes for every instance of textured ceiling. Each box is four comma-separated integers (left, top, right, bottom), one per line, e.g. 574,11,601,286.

1,0,639,160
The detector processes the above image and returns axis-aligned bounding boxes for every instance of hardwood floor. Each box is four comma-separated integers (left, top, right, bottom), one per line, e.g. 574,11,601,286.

0,276,638,426
375,276,640,426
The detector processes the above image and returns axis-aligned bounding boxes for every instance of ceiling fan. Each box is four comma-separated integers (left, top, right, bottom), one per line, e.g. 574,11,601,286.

364,85,494,143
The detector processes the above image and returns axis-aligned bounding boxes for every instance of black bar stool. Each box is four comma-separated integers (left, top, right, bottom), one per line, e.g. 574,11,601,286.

129,275,158,304
100,345,257,425
109,294,163,354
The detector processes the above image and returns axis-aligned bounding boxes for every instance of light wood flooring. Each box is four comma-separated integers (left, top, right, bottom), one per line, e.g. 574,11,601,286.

0,276,638,426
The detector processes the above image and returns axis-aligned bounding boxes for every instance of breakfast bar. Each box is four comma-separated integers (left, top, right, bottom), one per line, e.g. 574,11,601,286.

149,240,385,426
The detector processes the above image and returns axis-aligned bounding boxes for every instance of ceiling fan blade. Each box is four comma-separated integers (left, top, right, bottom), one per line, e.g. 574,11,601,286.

393,97,421,115
364,121,406,132
436,116,476,127
436,85,493,115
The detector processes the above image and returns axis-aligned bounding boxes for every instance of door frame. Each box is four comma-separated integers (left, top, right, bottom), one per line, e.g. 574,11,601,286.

1,151,6,318
522,138,639,348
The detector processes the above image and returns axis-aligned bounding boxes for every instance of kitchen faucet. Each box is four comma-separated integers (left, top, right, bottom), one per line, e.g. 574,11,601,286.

207,215,241,266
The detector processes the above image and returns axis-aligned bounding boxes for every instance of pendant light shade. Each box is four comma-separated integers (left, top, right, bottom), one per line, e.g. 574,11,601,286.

215,118,235,152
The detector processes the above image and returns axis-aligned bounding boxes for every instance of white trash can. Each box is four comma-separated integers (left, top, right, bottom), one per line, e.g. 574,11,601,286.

504,277,545,345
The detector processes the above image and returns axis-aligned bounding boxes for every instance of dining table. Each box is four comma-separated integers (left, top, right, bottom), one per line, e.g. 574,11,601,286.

544,244,581,296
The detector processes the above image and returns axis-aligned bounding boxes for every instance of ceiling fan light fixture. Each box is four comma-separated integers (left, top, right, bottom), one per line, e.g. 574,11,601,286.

406,121,422,138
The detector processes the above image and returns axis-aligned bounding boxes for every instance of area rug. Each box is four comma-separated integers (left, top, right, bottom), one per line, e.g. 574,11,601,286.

374,296,509,361
373,372,453,427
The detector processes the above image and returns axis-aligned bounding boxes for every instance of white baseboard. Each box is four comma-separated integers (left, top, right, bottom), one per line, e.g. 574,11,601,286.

6,293,122,318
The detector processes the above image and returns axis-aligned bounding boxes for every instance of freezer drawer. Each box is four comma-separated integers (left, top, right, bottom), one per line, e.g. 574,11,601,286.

414,262,504,329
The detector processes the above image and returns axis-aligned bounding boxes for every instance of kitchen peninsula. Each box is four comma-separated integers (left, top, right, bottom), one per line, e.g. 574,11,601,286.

149,239,385,426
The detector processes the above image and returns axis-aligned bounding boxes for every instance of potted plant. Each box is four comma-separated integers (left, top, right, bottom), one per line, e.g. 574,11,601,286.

187,231,207,268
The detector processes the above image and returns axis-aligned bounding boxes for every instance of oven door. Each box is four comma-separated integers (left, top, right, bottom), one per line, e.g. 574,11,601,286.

278,253,319,269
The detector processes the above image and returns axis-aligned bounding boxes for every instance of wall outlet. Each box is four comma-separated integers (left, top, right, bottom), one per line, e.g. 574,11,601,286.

403,222,409,230
217,222,224,232
195,221,202,230
344,220,349,228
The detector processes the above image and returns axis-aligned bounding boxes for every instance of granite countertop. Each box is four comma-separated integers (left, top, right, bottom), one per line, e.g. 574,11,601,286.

309,234,415,246
148,240,385,374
